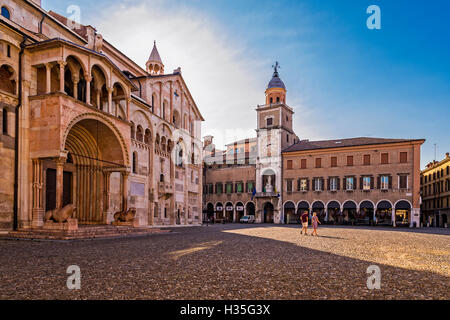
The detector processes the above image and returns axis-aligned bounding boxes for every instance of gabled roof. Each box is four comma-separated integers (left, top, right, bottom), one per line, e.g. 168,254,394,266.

283,137,425,153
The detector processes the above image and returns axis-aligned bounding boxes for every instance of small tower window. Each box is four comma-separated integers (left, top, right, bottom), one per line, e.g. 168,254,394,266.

276,97,280,103
132,152,138,173
1,7,10,19
266,118,273,126
7,45,11,58
269,97,273,104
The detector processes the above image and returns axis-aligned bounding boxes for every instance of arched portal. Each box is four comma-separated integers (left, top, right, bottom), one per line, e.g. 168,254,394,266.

61,118,126,224
263,202,274,223
225,202,234,222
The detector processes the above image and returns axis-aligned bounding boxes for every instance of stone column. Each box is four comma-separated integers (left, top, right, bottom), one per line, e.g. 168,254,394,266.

45,62,52,93
72,75,79,100
55,157,67,209
392,208,396,227
85,73,92,105
121,171,129,211
126,97,131,121
103,171,111,223
107,87,113,114
96,89,101,109
32,159,44,227
58,60,67,93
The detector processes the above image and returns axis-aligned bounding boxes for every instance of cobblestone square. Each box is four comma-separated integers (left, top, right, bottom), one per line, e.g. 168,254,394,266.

0,225,448,300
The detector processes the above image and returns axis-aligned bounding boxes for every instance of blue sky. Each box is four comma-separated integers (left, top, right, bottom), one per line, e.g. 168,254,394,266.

42,0,450,168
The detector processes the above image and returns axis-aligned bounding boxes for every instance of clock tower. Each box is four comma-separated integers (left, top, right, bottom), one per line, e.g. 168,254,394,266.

255,62,297,224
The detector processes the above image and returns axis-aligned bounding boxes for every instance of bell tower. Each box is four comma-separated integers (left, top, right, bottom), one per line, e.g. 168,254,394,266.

146,41,164,75
255,62,297,225
265,62,286,105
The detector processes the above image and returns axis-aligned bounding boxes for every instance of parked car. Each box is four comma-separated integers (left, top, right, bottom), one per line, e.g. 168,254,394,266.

240,216,255,223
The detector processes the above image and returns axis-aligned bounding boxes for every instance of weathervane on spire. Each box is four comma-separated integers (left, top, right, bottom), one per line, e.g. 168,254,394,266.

272,61,280,74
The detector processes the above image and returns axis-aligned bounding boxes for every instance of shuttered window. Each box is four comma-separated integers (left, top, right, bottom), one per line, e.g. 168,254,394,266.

364,154,371,165
301,159,307,169
347,156,354,166
287,160,293,169
315,158,322,168
381,153,389,164
400,152,408,163
331,157,337,167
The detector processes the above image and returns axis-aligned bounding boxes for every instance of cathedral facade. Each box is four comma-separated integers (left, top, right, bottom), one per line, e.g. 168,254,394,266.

0,0,203,230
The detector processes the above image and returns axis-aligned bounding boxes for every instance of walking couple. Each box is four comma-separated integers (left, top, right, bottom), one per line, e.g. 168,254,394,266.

300,211,321,236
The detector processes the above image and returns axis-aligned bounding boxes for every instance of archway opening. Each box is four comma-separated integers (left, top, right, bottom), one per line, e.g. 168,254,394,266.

58,118,125,224
359,201,374,225
343,201,357,225
263,202,274,223
284,201,297,224
236,202,244,222
376,201,392,225
327,201,340,224
312,201,325,223
246,202,255,217
225,202,234,222
395,200,411,226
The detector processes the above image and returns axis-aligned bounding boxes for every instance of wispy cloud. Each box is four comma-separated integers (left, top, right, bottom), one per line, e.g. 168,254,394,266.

88,0,268,149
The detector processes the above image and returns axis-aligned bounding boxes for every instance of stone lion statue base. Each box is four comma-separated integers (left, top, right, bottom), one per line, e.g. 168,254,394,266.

112,208,139,227
43,204,78,231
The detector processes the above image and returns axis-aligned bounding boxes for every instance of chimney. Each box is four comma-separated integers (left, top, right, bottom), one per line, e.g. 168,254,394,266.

446,152,450,158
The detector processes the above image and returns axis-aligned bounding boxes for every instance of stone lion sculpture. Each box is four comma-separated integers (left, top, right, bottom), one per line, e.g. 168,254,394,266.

114,208,137,223
45,204,77,223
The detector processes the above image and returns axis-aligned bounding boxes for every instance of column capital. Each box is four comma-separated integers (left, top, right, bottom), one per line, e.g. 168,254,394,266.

107,87,114,94
72,75,80,84
45,62,53,69
84,73,92,82
57,60,67,67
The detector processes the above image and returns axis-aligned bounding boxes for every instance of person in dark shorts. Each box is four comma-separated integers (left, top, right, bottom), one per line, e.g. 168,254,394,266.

300,211,309,235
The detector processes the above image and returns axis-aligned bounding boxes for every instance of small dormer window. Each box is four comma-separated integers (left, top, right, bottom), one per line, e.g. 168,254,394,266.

1,7,10,19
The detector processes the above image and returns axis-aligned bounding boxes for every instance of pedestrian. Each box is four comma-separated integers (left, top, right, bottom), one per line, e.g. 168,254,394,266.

300,210,309,235
311,212,321,236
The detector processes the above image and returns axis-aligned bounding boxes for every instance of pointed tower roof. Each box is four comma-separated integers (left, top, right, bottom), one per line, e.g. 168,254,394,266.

148,41,163,64
267,61,286,90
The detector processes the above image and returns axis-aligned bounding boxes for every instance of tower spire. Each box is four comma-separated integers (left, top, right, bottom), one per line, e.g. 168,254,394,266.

146,41,164,75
